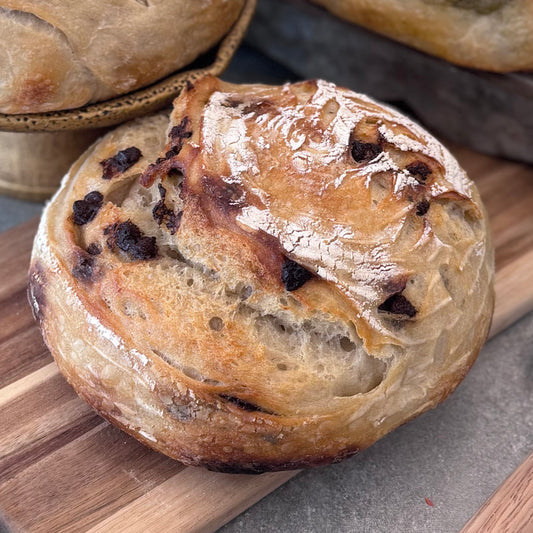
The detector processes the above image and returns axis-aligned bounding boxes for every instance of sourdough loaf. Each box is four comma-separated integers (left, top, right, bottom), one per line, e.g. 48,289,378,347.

0,0,245,114
310,0,533,72
29,76,494,472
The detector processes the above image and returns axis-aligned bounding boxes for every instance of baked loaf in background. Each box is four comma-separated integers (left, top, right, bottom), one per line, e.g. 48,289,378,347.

0,0,245,114
29,76,494,472
310,0,533,72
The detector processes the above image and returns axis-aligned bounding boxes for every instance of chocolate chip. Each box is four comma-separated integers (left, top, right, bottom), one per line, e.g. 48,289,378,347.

86,242,102,255
84,191,104,204
72,253,95,282
104,220,158,260
406,161,432,182
72,191,104,225
351,140,382,163
281,258,313,291
152,184,182,234
169,117,192,142
152,201,182,234
416,200,430,216
165,147,181,159
378,293,417,317
100,146,142,180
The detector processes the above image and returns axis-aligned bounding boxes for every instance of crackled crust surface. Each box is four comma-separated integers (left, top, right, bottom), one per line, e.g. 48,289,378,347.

0,0,245,113
29,77,494,472
310,0,533,72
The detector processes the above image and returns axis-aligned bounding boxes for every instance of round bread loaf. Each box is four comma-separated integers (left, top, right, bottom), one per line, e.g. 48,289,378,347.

0,0,245,114
310,0,533,72
29,76,494,472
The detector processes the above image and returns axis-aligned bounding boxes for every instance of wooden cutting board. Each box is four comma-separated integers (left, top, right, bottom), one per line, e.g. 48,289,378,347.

1,146,533,533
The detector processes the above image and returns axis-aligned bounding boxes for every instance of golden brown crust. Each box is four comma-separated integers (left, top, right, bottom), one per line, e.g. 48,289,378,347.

0,0,245,113
29,77,494,472
310,0,533,72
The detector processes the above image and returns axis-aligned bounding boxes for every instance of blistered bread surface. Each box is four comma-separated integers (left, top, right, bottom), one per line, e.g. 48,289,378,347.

0,0,245,113
29,77,494,472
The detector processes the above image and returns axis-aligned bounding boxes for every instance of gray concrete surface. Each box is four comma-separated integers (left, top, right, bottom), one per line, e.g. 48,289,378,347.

0,195,43,231
0,45,531,533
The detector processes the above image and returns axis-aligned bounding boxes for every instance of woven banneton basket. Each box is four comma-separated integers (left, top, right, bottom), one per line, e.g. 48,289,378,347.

0,0,256,201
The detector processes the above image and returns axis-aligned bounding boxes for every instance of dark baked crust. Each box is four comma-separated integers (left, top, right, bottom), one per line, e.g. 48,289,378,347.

29,78,494,471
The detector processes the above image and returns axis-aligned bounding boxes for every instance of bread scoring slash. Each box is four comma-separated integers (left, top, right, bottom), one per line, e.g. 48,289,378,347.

28,76,494,473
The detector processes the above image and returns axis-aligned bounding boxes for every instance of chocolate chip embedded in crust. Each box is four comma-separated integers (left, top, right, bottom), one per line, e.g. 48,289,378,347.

378,293,417,318
100,146,142,180
165,146,181,159
86,242,102,255
152,184,182,234
169,116,193,142
406,161,432,183
72,191,103,225
104,220,158,260
84,191,103,204
152,201,182,235
281,258,313,291
416,200,430,216
72,253,95,282
351,140,382,163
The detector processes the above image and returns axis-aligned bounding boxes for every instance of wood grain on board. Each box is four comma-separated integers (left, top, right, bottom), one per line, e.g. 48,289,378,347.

460,452,533,533
1,147,533,533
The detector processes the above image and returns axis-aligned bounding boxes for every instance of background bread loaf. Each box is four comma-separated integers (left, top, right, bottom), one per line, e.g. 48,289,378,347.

29,77,494,472
310,0,533,72
0,0,245,114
